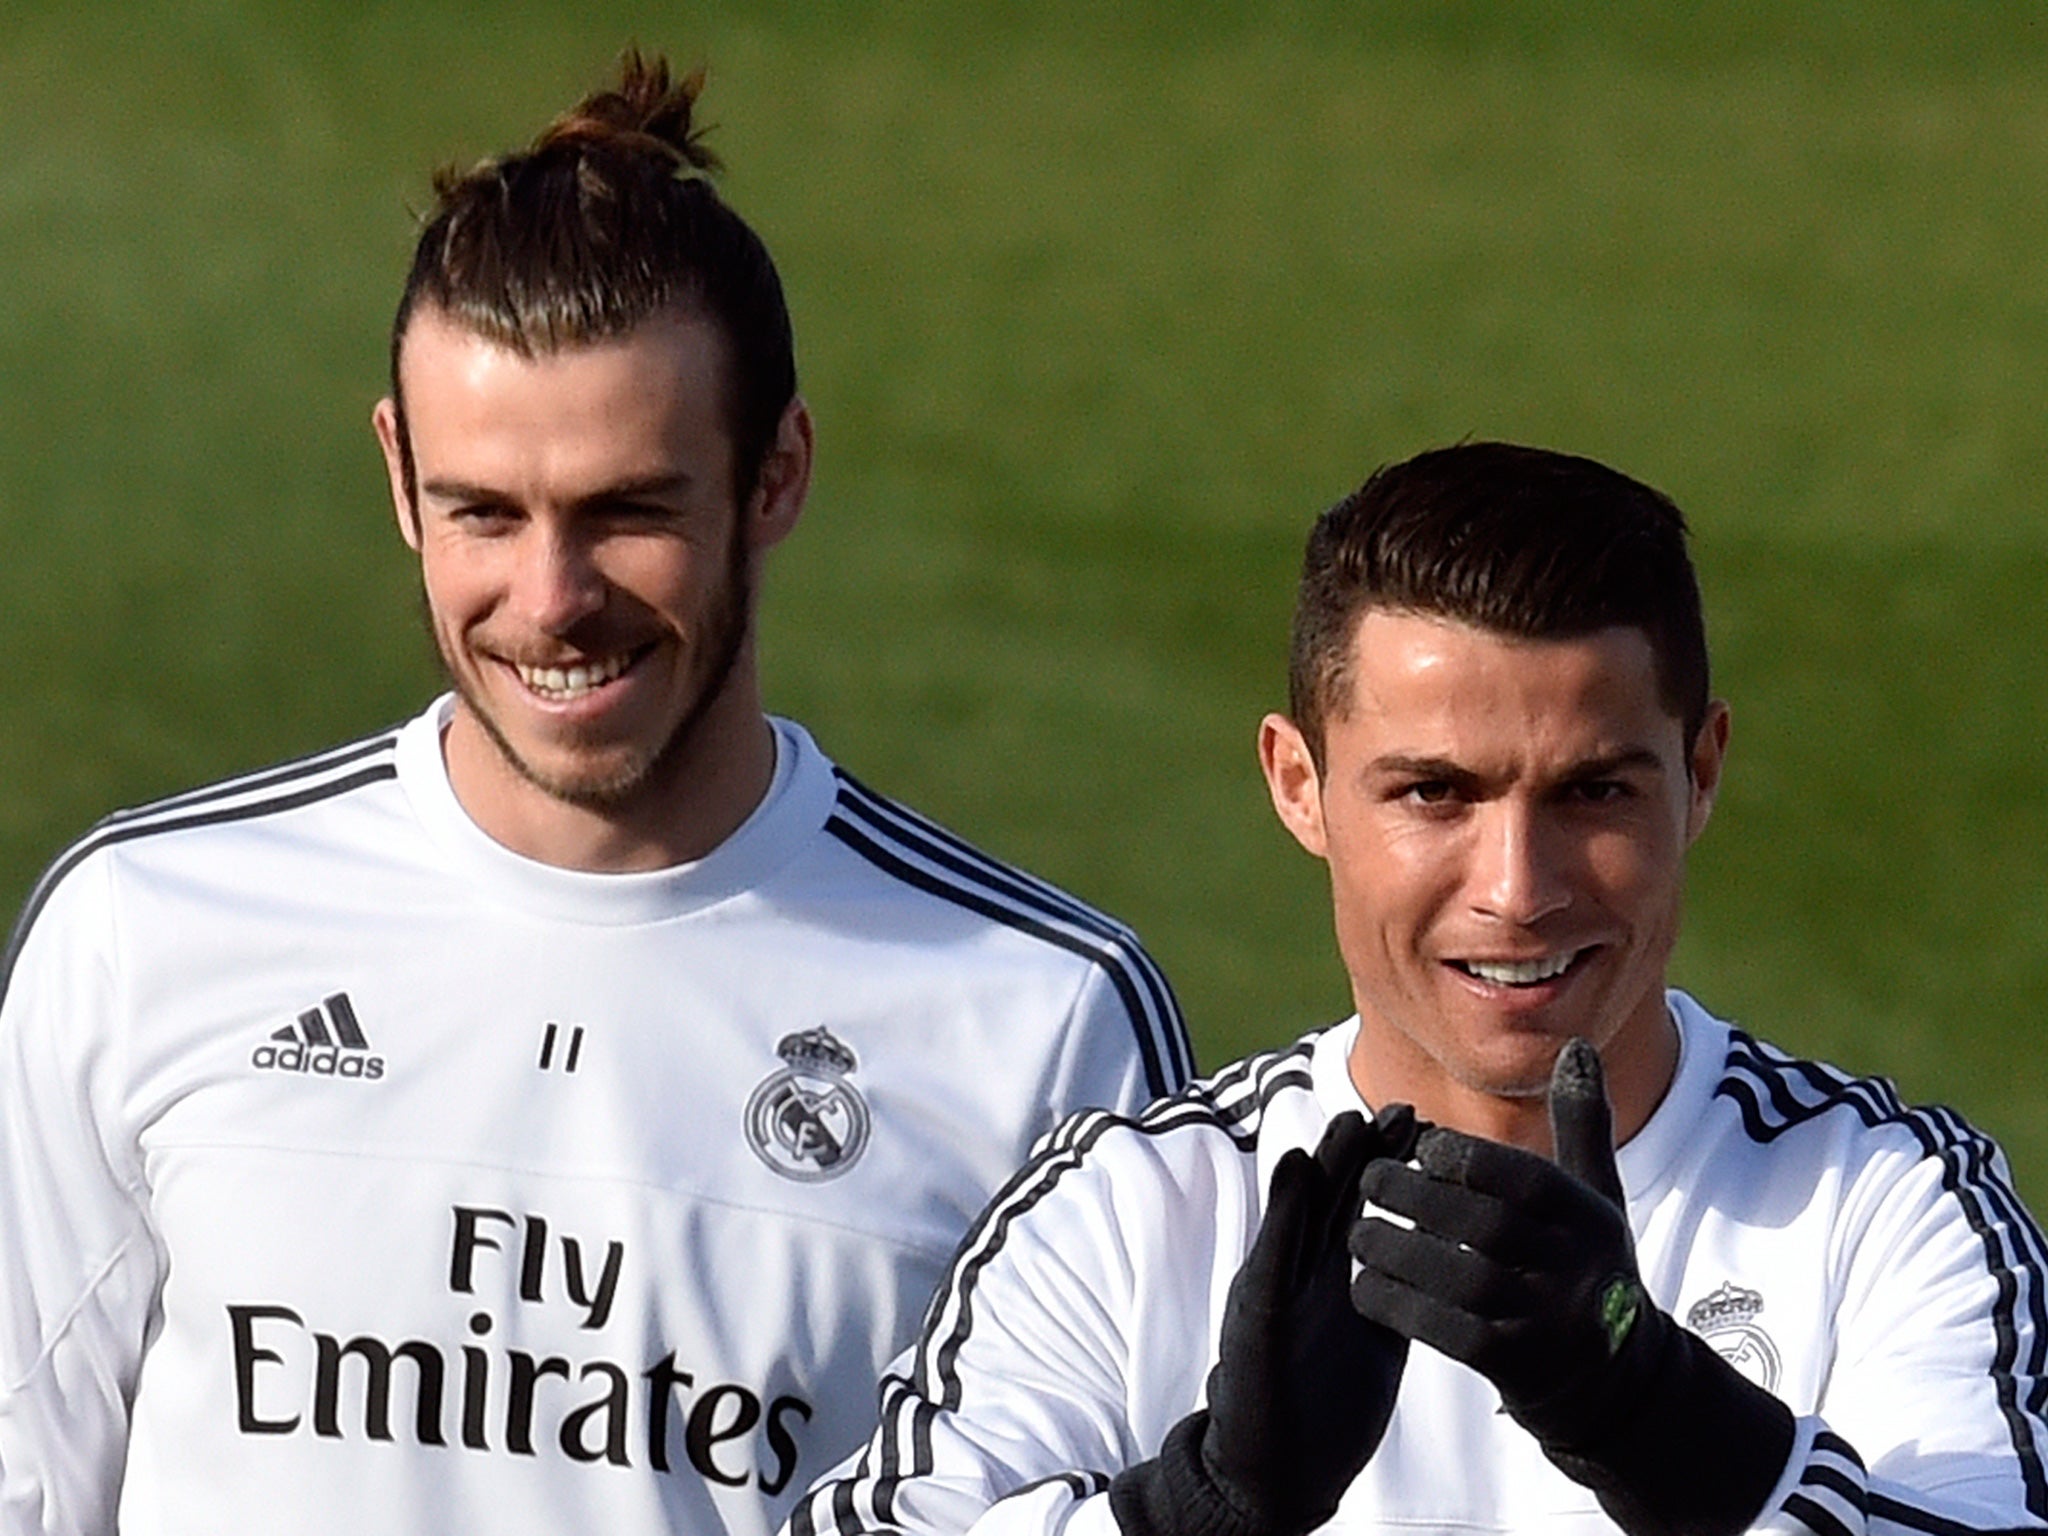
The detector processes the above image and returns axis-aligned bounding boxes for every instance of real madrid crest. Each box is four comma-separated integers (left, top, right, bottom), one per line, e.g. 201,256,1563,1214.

1687,1282,1781,1392
746,1027,872,1182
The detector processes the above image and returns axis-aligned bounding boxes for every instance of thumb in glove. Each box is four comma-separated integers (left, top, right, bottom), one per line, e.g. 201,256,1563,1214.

1350,1039,1793,1536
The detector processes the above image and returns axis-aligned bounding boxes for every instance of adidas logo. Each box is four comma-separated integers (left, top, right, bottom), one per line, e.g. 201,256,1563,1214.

251,993,386,1080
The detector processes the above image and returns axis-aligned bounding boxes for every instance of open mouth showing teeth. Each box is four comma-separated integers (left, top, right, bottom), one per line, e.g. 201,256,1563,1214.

513,649,643,700
1452,951,1585,988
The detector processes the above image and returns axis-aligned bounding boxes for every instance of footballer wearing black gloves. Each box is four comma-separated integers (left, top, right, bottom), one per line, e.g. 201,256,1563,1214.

792,443,2048,1536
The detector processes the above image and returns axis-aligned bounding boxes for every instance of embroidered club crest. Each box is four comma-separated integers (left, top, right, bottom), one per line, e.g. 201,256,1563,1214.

1687,1282,1782,1392
746,1028,871,1182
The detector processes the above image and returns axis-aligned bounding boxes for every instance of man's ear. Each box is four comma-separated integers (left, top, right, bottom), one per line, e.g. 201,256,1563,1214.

372,397,420,552
1259,713,1329,858
745,397,814,555
1685,700,1732,845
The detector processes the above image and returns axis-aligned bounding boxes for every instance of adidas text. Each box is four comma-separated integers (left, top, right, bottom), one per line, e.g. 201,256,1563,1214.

250,1043,385,1080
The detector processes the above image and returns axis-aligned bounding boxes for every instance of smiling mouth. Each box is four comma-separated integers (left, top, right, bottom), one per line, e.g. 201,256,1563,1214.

1450,949,1590,988
511,647,650,701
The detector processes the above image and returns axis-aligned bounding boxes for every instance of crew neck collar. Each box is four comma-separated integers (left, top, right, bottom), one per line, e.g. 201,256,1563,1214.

1310,990,1718,1203
396,695,835,925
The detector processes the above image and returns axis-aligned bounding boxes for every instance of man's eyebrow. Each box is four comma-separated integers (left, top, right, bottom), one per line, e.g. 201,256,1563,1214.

1365,747,1667,780
573,472,693,505
416,472,694,506
1569,747,1666,778
417,476,508,504
1368,754,1473,780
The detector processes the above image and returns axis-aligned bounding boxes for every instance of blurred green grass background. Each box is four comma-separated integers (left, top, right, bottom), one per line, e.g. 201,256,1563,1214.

4,5,2045,1183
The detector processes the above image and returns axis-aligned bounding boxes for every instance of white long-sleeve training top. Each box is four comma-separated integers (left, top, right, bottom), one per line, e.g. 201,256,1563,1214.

0,698,1192,1536
792,994,2048,1536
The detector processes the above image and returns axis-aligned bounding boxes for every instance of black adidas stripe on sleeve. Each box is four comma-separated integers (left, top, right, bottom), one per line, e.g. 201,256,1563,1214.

1720,1035,2048,1524
826,769,1194,1100
2,732,400,1005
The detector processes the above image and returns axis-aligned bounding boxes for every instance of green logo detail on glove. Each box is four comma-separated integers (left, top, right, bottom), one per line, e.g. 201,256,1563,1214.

1599,1276,1643,1356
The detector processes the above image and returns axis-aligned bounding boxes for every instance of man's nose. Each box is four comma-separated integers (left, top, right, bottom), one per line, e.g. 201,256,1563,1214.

512,524,606,633
1468,800,1571,927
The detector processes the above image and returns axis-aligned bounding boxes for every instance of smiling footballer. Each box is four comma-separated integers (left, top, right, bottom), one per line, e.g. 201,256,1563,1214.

790,443,2048,1536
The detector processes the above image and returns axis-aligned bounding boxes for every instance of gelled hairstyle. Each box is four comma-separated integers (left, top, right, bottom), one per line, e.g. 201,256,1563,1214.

1288,442,1710,769
387,50,795,508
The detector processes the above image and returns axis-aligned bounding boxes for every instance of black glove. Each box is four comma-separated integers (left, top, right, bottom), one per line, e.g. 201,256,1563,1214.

1109,1105,1418,1536
1348,1039,1794,1536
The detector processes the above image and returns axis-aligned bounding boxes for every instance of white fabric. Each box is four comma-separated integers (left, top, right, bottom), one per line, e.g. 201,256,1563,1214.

0,698,1191,1536
792,993,2048,1536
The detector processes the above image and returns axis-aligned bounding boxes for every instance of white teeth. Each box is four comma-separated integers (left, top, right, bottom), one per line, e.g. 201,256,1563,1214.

515,652,632,699
1460,952,1580,987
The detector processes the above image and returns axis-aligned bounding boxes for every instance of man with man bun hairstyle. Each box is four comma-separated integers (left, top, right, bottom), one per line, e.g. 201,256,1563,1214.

792,441,2048,1536
0,52,1190,1536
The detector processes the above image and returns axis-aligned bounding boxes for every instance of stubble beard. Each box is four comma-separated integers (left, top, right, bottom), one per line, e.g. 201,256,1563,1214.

431,532,755,815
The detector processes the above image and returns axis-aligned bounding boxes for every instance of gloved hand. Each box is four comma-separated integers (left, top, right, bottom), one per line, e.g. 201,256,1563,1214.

1109,1104,1419,1536
1347,1039,1794,1536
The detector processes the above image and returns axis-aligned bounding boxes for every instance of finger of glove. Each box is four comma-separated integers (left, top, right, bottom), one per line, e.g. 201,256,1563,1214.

1371,1102,1421,1163
1349,1211,1533,1322
1549,1038,1625,1207
1241,1147,1319,1307
1348,1237,1505,1370
1356,1157,1553,1265
1303,1112,1379,1268
1405,1127,1612,1234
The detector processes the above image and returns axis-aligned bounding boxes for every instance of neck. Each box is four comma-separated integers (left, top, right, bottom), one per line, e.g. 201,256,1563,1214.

443,668,778,874
1346,1001,1678,1157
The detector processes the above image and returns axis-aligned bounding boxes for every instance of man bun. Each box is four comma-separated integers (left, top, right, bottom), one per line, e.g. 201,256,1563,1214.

529,49,722,176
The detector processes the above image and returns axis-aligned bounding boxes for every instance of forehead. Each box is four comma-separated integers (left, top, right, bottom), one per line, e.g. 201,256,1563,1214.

396,307,733,483
1332,610,1682,767
397,308,728,430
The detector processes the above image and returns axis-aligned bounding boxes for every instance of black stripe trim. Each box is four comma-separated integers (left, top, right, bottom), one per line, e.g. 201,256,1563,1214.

96,733,398,827
1717,1033,2048,1520
829,772,1195,1089
824,813,1188,1101
832,771,1194,1086
787,1373,917,1536
2,764,398,1005
1865,1494,1946,1535
1802,1461,1868,1510
804,1041,1317,1536
828,1465,862,1536
1730,1043,2048,1457
1868,1490,2033,1535
1785,1491,1858,1536
833,769,1137,945
1004,1469,1111,1503
787,1490,812,1536
1813,1430,1867,1468
1879,1492,2048,1534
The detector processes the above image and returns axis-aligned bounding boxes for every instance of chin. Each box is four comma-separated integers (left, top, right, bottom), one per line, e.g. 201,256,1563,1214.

1466,1066,1557,1102
1453,1034,1576,1100
521,750,664,810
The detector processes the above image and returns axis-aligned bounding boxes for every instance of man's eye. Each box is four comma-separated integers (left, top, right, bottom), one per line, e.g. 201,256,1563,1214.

1401,781,1457,806
1572,780,1631,805
449,503,518,530
597,499,687,528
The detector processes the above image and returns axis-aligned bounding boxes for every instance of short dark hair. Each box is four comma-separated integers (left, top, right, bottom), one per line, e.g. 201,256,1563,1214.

1288,441,1710,767
388,50,795,507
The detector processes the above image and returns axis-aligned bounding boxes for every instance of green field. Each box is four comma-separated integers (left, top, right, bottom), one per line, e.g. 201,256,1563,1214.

4,5,2045,1186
